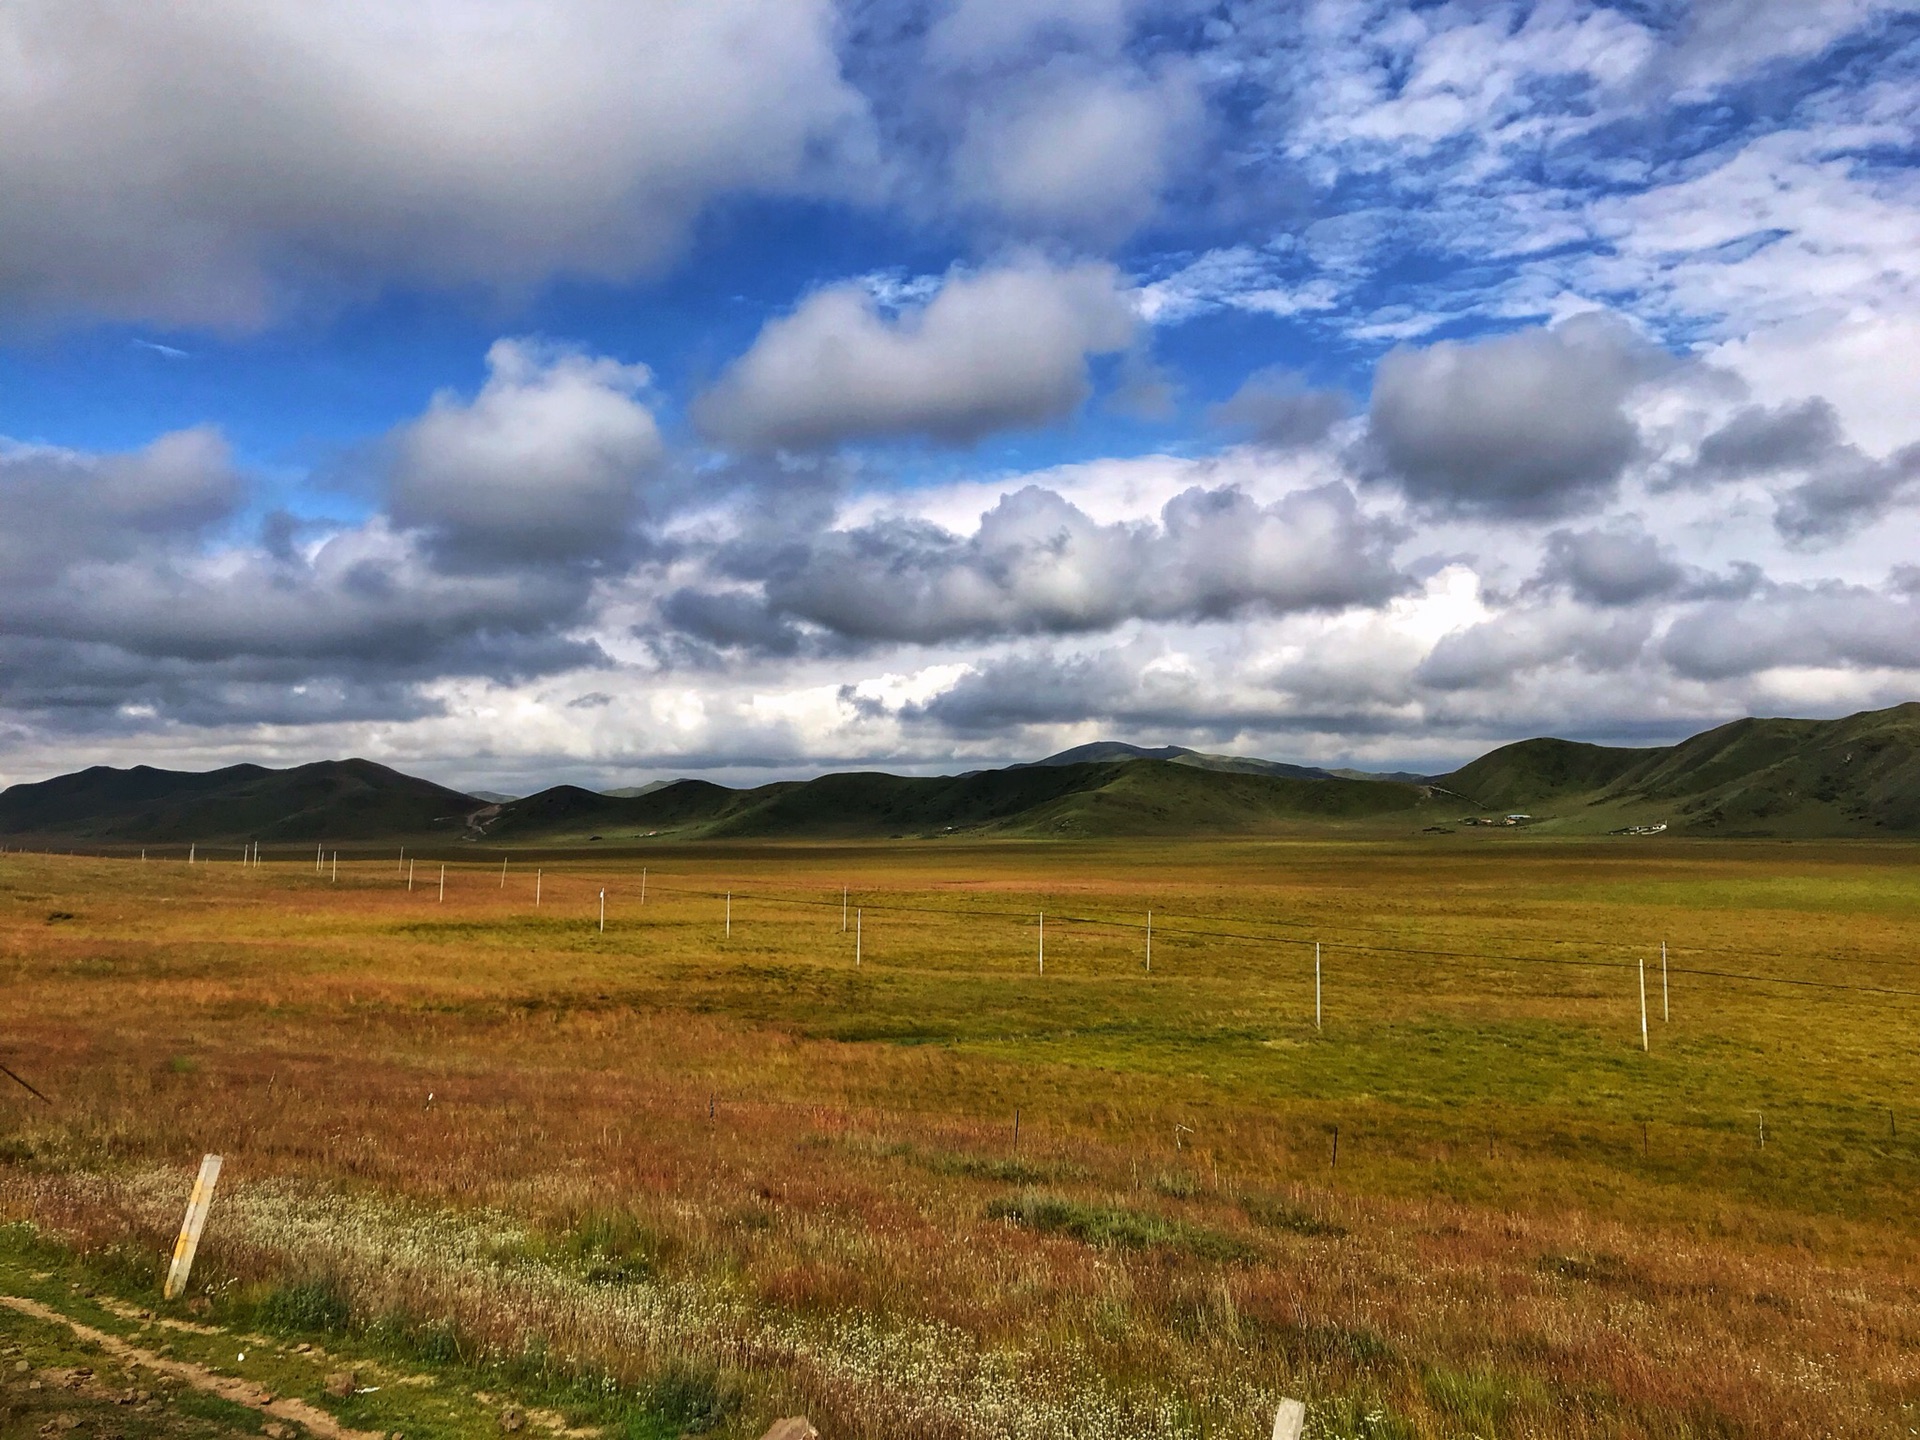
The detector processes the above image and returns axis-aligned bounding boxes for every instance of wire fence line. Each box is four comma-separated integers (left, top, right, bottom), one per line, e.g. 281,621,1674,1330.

521,872,1920,1002
8,847,1920,1002
7,849,1918,1161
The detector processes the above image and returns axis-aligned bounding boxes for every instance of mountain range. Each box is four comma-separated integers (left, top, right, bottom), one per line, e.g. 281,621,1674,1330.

2,702,1916,845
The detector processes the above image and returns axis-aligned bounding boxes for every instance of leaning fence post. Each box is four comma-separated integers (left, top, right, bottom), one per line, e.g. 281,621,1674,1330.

163,1154,223,1300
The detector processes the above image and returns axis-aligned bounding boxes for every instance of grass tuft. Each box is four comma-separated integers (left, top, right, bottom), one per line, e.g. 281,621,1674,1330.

259,1276,353,1334
634,1360,743,1437
986,1192,1258,1262
1239,1193,1347,1238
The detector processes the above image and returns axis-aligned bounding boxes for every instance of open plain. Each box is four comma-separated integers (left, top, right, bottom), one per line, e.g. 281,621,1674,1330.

2,837,1918,1440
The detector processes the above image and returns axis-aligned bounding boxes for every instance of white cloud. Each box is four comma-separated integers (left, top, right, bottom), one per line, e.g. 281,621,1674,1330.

0,0,873,327
669,479,1408,647
1281,1,1654,168
951,63,1204,241
1661,0,1920,97
388,338,662,563
1134,245,1343,325
692,260,1138,450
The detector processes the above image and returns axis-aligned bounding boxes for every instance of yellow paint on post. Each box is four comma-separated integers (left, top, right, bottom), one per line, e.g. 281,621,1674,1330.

162,1154,223,1301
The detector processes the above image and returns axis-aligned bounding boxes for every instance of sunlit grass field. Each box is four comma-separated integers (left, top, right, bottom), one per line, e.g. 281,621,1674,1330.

2,837,1918,1439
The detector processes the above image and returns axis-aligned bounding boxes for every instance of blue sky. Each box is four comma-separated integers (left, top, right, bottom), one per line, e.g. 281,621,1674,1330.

2,0,1918,791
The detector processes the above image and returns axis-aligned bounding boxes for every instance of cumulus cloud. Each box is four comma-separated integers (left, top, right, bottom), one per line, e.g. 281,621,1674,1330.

1774,447,1920,544
0,341,675,728
692,261,1137,450
903,648,1150,732
0,493,606,725
1208,369,1350,450
387,339,662,565
1417,606,1653,691
1692,397,1920,542
667,481,1406,648
0,0,872,328
1367,314,1667,517
1535,524,1686,607
1695,399,1846,477
0,428,244,585
1661,583,1920,680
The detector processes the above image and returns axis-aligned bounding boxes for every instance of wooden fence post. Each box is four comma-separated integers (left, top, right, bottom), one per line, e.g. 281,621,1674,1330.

162,1154,223,1301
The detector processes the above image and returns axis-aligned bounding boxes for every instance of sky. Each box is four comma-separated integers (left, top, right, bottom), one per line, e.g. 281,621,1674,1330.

2,0,1918,793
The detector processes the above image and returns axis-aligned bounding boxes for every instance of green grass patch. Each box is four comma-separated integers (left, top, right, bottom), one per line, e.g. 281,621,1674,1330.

1421,1363,1553,1436
258,1276,352,1334
547,1206,679,1285
986,1192,1258,1262
1239,1193,1347,1237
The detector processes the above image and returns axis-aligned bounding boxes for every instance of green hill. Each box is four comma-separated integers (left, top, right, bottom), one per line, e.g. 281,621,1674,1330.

1439,737,1654,811
4,702,1916,844
1030,741,1338,781
1598,703,1920,835
0,758,479,843
478,760,1434,842
1434,702,1920,836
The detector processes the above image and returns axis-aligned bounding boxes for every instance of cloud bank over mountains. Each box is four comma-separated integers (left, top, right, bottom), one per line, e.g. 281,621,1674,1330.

1,0,1917,789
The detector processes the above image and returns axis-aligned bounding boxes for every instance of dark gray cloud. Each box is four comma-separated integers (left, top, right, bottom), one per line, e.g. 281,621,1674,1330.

1366,313,1665,518
691,261,1137,450
1660,583,1920,681
902,649,1143,732
1536,524,1686,607
1695,398,1844,477
659,588,804,657
1773,444,1920,545
0,635,450,732
900,640,1440,743
0,362,629,731
1208,368,1349,450
1690,398,1920,544
0,518,609,728
0,427,244,583
666,480,1408,649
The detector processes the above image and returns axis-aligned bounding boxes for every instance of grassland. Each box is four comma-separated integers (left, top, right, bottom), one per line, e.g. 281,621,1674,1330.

2,837,1919,1439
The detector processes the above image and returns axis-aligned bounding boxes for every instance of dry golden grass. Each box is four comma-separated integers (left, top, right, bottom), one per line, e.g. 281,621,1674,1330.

2,837,1919,1438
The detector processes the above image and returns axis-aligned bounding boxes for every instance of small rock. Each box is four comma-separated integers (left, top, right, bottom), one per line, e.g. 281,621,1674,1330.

498,1405,524,1433
12,1360,27,1373
760,1419,819,1440
264,1423,292,1439
323,1371,356,1399
294,1343,312,1354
